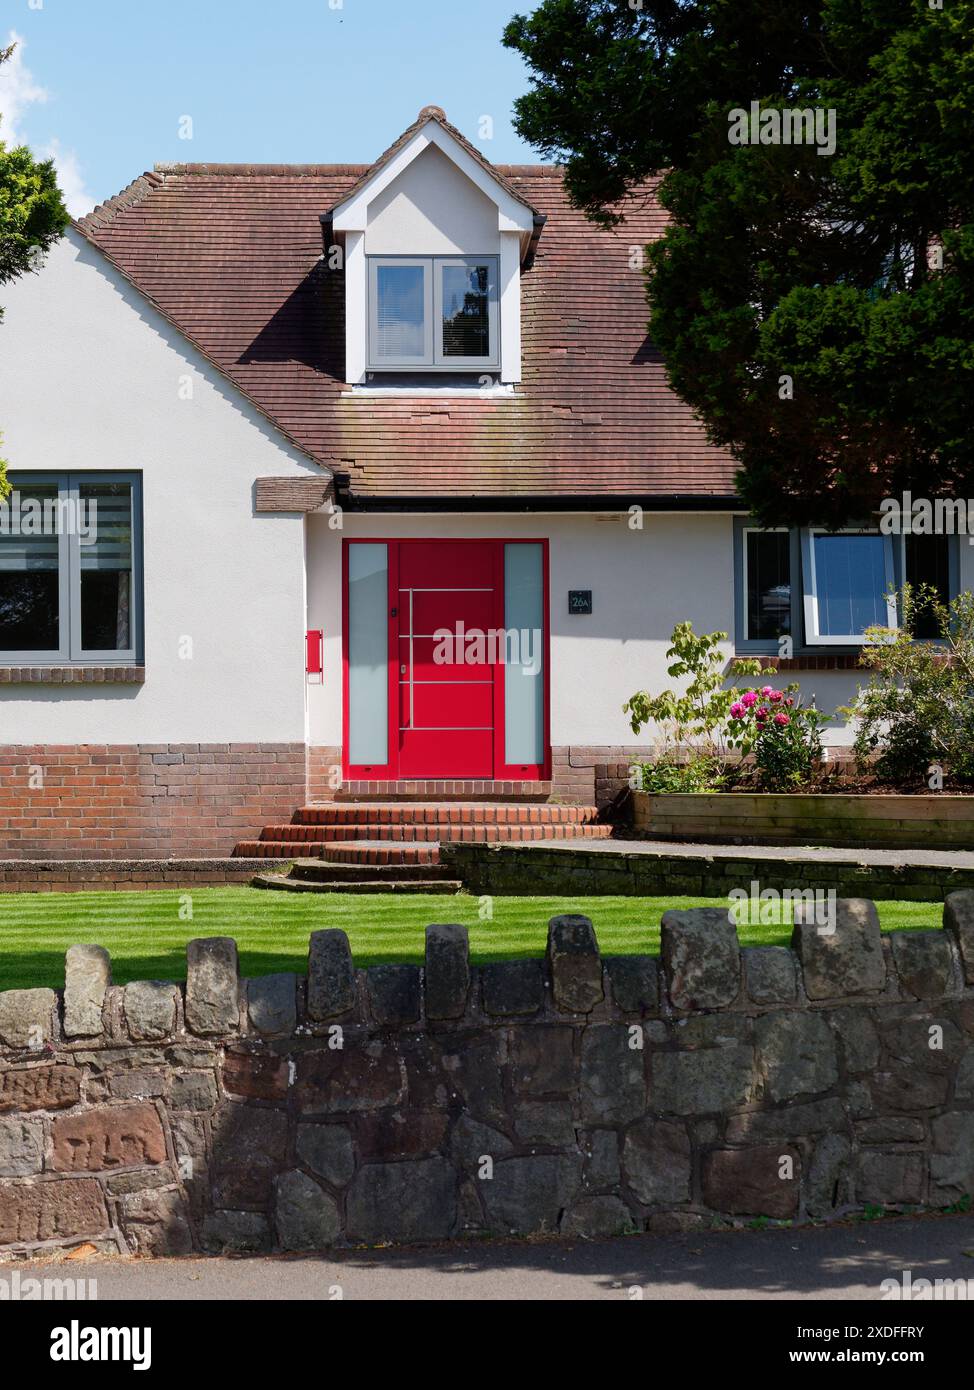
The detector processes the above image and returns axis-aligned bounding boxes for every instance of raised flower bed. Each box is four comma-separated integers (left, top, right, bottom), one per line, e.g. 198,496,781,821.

624,608,974,849
632,790,974,849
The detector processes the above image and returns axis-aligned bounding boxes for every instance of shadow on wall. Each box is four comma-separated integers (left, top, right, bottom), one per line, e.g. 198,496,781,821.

1,897,974,1259
0,688,142,710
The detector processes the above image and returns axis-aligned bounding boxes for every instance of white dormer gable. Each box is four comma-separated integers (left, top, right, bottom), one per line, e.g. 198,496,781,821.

328,107,539,386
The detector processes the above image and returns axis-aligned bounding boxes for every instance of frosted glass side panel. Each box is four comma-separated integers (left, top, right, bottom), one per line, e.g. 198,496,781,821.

348,544,388,764
504,543,544,765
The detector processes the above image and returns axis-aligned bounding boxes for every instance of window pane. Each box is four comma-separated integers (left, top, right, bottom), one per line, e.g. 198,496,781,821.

0,482,60,651
441,263,490,358
375,264,426,359
504,543,544,765
905,535,949,638
746,532,791,640
813,534,888,636
348,544,389,765
79,482,133,651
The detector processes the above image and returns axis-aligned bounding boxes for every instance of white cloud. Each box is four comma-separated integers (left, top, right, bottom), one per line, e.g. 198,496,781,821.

39,138,92,218
0,29,94,217
0,30,48,146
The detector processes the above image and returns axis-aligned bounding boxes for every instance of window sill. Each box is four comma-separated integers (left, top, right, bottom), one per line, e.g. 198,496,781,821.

0,665,145,685
347,382,514,398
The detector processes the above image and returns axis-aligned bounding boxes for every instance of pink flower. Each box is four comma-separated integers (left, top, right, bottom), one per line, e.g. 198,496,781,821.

730,701,745,719
761,685,774,697
774,712,790,726
756,706,769,720
741,691,758,708
785,697,794,707
768,689,784,703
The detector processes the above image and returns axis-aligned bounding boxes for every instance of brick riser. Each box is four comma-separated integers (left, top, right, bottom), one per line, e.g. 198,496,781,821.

237,824,613,858
334,781,555,802
248,843,443,866
258,822,610,844
295,804,602,827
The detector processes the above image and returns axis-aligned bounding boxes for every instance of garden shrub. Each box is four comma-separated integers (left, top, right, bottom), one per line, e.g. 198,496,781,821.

624,621,826,792
842,586,974,788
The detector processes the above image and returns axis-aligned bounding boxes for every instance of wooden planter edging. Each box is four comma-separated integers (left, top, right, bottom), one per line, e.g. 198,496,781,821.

632,792,974,850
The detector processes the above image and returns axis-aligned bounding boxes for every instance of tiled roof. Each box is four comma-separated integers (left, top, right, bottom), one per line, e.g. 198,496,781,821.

75,151,738,503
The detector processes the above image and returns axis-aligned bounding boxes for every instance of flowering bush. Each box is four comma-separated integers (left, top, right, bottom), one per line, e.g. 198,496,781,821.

727,685,828,790
624,621,826,792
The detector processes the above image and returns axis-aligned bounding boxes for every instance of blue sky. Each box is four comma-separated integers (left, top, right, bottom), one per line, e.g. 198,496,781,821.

0,0,543,215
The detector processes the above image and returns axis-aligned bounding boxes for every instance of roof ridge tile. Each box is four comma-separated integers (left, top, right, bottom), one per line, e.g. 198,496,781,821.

75,171,162,234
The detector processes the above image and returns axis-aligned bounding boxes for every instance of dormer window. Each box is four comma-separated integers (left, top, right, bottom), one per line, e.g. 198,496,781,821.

327,107,541,386
368,256,499,370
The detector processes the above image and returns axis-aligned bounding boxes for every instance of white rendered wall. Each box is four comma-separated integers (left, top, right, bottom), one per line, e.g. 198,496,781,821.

365,145,499,255
0,230,319,744
306,512,870,754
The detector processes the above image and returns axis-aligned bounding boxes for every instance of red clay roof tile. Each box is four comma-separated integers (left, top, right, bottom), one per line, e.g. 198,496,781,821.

75,155,738,503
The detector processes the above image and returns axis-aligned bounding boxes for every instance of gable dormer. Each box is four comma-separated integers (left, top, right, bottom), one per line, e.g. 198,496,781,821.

326,107,541,386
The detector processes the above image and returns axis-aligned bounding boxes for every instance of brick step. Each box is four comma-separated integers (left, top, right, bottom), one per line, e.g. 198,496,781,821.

288,859,456,884
258,822,613,845
335,780,553,801
233,842,328,860
322,841,441,866
294,802,602,827
252,873,462,894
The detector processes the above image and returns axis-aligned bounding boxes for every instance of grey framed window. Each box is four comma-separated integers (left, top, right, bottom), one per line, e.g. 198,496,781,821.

801,528,897,645
741,526,792,642
734,519,956,652
905,532,955,638
367,255,499,370
0,472,142,664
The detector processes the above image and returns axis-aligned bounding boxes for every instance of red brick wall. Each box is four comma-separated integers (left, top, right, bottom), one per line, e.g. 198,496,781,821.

0,744,307,859
307,746,343,803
308,744,643,809
551,746,644,809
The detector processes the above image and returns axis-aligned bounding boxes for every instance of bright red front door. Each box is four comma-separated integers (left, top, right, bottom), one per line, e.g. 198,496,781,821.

397,541,498,777
343,538,549,782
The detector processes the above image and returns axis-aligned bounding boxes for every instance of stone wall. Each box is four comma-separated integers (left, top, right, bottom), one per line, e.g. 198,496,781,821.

0,860,268,894
445,842,974,901
3,896,974,1259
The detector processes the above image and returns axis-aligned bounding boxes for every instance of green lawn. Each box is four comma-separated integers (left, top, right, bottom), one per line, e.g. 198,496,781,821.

0,887,945,991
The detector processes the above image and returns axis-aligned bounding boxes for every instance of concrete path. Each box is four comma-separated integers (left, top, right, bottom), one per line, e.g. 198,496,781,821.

542,837,974,868
14,1212,974,1301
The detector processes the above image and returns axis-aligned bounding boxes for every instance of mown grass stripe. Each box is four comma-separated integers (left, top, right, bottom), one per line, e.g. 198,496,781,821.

0,887,943,991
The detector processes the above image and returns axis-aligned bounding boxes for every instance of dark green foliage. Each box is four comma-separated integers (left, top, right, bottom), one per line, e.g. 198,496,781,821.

504,1,974,524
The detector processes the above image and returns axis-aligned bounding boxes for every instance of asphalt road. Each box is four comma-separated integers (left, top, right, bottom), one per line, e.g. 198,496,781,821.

13,1211,974,1301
